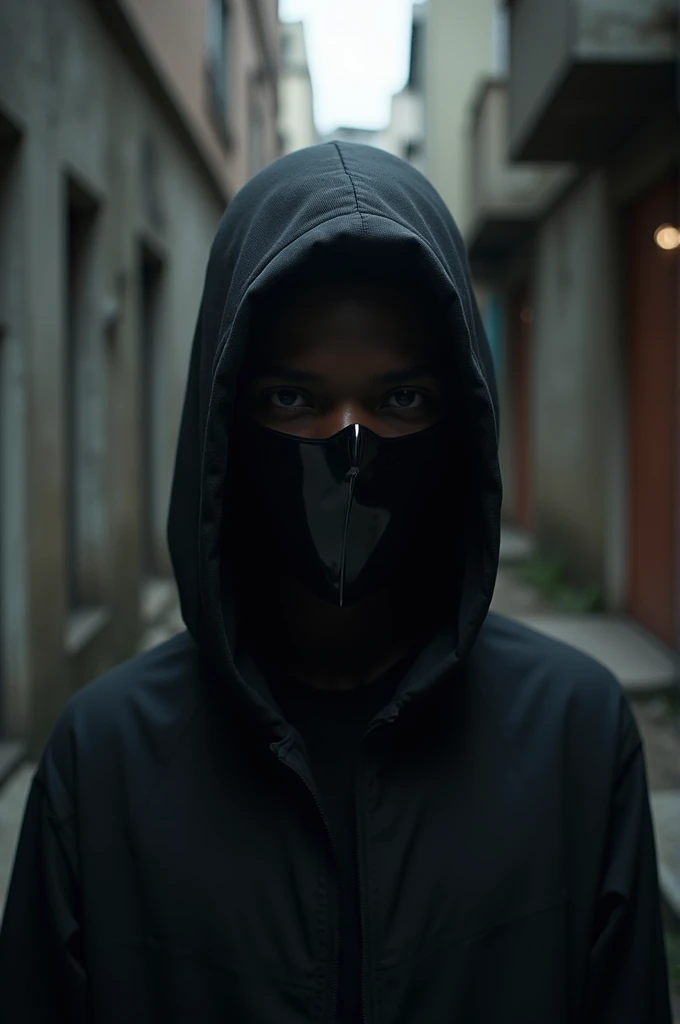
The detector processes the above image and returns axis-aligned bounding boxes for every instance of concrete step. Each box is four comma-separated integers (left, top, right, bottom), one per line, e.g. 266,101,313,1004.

499,526,535,566
651,791,680,926
516,613,679,698
140,577,179,628
0,763,35,918
0,741,26,790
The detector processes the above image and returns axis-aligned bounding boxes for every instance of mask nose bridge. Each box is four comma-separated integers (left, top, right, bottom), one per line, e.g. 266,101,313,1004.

338,424,363,606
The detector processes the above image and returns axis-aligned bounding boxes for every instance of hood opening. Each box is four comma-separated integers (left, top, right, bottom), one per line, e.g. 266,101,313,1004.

167,143,502,725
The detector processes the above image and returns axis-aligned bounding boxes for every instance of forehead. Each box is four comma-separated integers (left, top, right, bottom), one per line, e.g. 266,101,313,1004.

251,279,435,365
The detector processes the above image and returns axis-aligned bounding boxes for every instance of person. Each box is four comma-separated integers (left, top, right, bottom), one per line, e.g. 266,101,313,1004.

0,143,671,1023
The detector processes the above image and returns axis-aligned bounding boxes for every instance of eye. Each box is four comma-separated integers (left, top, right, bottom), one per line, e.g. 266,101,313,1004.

384,389,425,410
269,388,308,409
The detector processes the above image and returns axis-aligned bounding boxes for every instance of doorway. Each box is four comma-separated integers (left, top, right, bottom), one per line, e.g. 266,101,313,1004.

508,282,533,531
626,172,679,648
138,243,165,578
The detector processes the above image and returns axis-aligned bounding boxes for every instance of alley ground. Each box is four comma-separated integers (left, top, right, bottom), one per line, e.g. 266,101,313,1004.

0,532,678,1015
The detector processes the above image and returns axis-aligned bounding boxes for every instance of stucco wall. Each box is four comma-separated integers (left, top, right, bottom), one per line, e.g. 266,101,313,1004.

0,0,224,750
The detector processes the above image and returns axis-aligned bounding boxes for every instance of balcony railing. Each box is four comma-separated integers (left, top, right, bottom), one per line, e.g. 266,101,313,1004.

506,0,677,162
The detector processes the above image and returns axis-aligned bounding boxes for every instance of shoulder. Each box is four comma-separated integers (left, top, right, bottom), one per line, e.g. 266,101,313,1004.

63,631,203,731
36,633,207,812
469,612,638,765
474,611,623,698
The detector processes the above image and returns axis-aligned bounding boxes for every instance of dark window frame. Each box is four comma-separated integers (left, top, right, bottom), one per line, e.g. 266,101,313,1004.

205,0,234,145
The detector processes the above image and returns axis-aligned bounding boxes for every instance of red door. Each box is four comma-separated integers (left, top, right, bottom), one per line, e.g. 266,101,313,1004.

508,284,533,531
627,173,679,648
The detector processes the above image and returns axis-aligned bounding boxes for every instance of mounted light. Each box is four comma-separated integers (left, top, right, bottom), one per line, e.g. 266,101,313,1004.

654,224,680,250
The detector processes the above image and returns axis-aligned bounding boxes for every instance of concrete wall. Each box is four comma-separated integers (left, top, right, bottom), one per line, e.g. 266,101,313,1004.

531,172,625,601
424,0,497,235
0,0,225,751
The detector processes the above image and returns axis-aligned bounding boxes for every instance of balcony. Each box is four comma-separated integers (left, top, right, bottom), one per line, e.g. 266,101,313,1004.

507,0,677,162
466,79,575,279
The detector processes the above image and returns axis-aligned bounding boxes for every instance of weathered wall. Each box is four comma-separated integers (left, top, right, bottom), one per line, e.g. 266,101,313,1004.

531,172,624,598
124,0,280,194
0,0,224,751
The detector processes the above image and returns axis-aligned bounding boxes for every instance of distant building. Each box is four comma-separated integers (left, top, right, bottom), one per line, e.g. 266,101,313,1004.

377,3,426,174
0,0,279,759
324,126,383,148
424,0,499,236
279,21,317,155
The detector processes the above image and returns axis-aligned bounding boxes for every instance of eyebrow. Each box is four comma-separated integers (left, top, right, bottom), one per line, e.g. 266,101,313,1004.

256,363,437,384
374,364,436,384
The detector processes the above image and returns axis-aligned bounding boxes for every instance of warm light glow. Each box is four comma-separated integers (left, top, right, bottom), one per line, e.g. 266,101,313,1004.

654,224,680,250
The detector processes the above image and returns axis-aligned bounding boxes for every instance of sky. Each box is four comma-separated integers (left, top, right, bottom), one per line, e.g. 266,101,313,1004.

279,0,420,135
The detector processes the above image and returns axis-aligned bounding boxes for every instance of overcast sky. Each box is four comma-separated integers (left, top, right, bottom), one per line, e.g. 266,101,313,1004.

279,0,420,135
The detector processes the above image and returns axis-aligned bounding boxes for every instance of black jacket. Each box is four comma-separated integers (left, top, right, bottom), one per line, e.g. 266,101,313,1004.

0,143,671,1023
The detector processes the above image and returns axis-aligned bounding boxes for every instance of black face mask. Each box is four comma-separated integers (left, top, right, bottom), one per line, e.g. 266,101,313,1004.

229,420,449,606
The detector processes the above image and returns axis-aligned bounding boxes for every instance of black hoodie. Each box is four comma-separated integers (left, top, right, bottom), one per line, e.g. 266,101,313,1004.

0,143,671,1023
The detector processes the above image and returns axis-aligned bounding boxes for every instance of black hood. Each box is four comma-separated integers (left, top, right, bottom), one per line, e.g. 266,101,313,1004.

168,142,502,704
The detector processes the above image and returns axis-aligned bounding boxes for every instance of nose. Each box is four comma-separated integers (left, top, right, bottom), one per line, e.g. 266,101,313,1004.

312,402,381,439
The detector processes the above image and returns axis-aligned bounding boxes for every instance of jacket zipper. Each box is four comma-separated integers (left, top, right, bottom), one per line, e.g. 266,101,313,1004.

355,714,399,1024
355,759,369,1024
274,744,340,1024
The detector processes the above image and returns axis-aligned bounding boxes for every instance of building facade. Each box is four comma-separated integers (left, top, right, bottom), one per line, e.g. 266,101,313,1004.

377,4,427,174
466,0,678,650
0,0,279,760
424,0,500,236
279,20,317,156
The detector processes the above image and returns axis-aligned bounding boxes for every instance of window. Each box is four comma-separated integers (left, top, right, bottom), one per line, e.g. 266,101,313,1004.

403,140,423,163
206,0,232,130
492,6,510,76
0,117,29,739
64,179,103,613
408,20,423,92
138,243,165,578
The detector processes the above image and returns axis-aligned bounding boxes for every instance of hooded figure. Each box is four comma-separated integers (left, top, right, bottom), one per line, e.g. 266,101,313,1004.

0,144,671,1023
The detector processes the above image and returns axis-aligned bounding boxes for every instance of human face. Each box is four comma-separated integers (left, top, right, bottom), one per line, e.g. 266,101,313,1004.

244,285,442,439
